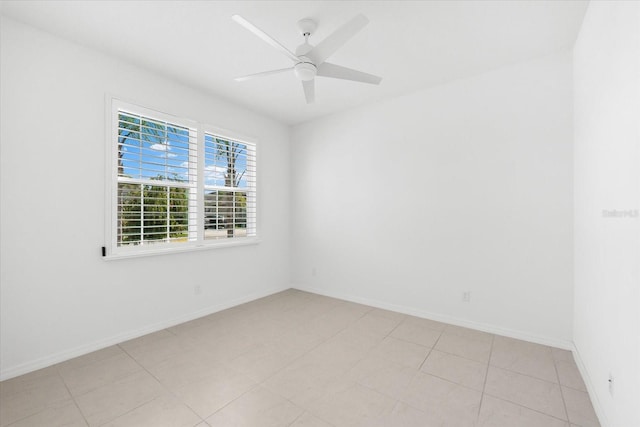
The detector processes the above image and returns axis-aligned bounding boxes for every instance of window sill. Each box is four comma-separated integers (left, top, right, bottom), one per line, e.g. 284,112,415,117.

103,237,261,261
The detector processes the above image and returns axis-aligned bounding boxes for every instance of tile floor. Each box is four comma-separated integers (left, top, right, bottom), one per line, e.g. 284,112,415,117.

0,289,600,427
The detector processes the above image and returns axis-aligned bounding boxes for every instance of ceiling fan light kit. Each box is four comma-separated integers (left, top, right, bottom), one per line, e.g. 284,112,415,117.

294,61,317,81
232,13,382,104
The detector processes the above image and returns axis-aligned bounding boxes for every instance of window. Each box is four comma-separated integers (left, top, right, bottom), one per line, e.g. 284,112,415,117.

106,100,257,257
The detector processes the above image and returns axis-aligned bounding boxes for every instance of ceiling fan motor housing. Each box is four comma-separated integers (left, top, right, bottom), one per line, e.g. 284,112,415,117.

294,58,317,81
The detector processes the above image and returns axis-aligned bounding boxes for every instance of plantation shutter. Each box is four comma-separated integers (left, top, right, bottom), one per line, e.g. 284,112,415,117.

116,110,198,246
203,134,257,239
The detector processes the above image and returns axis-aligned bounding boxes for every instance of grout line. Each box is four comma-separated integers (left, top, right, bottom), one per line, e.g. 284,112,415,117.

477,333,495,420
54,363,91,426
417,346,434,372
200,382,262,421
487,364,564,386
286,410,306,427
116,343,201,421
417,329,444,371
4,369,91,427
553,354,571,423
482,391,571,424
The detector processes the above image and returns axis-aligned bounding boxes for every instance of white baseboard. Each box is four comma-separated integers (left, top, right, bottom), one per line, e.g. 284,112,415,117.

572,343,608,427
0,285,290,381
293,283,573,350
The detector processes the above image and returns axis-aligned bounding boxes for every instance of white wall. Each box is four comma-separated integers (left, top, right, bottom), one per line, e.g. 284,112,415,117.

573,2,640,426
0,17,290,380
291,51,574,347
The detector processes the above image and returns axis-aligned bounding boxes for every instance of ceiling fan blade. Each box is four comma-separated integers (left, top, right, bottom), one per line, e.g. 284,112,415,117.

235,67,293,82
317,62,382,85
232,15,299,63
307,14,369,65
302,80,315,104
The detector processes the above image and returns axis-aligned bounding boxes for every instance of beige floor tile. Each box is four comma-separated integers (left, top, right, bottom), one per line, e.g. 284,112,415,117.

147,349,233,391
484,367,567,420
0,366,60,397
477,395,569,427
120,331,196,369
228,329,324,382
315,334,375,363
320,328,382,356
4,399,87,427
303,382,396,427
295,312,351,341
295,303,368,340
274,326,326,351
0,371,71,426
56,346,125,375
551,348,574,363
74,370,165,426
434,332,492,363
102,393,201,427
173,366,256,419
227,343,298,383
251,290,314,312
369,336,430,369
369,308,407,322
400,372,482,427
348,310,404,337
561,386,600,427
367,402,431,427
193,327,265,364
404,316,448,331
59,352,142,396
324,302,372,325
555,360,587,391
166,315,218,336
289,412,333,427
263,347,363,406
335,300,373,316
176,312,248,341
234,318,294,344
444,325,494,343
390,319,442,347
205,386,303,427
490,336,557,383
271,297,338,324
346,355,417,400
421,349,488,391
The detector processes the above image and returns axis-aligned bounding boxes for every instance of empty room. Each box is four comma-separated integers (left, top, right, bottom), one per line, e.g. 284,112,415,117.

0,1,638,426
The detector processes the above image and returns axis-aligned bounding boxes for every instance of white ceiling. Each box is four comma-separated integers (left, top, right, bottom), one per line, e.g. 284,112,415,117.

0,0,588,125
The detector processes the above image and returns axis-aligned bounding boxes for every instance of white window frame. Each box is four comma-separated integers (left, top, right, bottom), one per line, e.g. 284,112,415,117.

104,98,259,259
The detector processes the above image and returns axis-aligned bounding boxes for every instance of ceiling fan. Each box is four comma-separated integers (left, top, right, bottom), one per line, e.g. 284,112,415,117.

232,14,382,104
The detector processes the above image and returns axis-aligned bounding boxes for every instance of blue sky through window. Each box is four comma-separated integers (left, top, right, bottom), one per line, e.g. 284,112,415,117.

118,111,192,182
204,134,248,189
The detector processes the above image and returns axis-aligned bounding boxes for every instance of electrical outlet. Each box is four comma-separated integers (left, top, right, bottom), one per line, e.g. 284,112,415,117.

462,291,471,302
194,285,202,295
608,373,614,396
312,267,317,277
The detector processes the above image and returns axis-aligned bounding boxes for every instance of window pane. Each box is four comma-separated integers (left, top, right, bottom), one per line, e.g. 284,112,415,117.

118,111,193,183
204,135,249,188
117,183,141,245
203,190,249,240
117,183,190,246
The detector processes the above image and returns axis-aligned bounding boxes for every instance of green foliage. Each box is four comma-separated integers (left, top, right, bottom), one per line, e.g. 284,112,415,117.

117,182,189,245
